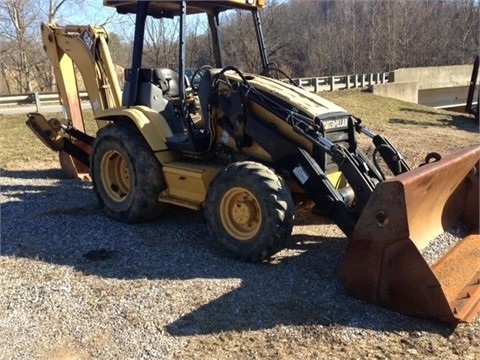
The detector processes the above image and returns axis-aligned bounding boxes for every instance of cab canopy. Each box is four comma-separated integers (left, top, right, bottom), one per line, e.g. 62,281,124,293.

104,0,266,18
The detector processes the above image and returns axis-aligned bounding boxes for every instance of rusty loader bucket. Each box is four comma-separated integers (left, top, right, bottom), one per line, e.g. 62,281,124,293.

340,145,480,323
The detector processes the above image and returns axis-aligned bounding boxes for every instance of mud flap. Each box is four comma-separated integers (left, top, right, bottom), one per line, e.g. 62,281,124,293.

340,145,480,323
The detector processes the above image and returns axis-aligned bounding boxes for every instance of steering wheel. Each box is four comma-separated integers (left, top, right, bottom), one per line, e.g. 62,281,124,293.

261,65,298,86
190,65,213,92
219,66,251,87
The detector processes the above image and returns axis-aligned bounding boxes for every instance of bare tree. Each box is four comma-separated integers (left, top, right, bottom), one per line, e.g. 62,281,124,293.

0,0,87,93
47,0,68,23
0,0,37,92
143,17,180,68
1,0,478,94
0,0,124,93
185,15,212,68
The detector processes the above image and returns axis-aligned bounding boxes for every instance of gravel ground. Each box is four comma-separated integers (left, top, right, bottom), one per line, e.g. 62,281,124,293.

1,168,479,359
421,224,470,266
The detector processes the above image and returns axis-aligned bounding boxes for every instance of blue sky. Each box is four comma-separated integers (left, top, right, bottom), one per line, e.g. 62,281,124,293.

58,0,127,32
59,0,213,37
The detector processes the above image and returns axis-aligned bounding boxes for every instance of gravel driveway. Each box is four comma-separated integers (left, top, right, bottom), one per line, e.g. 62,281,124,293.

1,168,479,359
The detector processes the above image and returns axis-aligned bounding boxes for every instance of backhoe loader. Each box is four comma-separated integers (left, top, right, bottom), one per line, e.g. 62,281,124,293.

26,0,479,323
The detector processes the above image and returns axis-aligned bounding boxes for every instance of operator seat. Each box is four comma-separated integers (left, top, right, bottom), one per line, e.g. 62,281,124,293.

122,68,184,134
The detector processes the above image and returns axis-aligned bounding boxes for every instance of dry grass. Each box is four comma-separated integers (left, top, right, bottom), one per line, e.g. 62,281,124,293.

1,90,477,172
0,110,97,171
321,90,479,166
0,112,60,170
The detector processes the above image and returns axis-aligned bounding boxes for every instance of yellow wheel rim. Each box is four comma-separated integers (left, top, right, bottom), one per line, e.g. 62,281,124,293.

100,149,130,202
220,187,262,241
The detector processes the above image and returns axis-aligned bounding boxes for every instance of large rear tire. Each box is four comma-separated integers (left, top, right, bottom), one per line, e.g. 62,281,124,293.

91,121,167,223
204,161,295,262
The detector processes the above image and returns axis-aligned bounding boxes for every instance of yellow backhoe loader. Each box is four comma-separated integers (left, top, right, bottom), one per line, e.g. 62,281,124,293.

26,0,479,323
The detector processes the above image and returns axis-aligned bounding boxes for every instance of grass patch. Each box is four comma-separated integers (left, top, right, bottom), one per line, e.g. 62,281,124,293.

0,112,63,170
0,110,97,171
0,91,478,171
321,89,471,128
320,90,479,166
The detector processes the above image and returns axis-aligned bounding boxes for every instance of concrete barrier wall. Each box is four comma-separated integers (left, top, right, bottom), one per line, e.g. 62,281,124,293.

389,65,472,90
372,65,476,107
418,86,474,108
370,82,418,103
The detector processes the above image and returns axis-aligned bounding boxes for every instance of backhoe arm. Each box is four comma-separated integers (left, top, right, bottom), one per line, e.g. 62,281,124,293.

27,24,123,179
41,23,122,127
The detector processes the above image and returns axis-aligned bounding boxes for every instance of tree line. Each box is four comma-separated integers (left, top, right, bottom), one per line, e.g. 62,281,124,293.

0,0,478,94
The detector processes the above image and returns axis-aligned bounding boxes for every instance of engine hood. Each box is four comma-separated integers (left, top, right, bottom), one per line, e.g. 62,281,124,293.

239,73,349,119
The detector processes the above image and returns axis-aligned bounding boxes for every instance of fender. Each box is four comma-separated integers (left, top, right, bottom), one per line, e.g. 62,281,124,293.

95,106,173,152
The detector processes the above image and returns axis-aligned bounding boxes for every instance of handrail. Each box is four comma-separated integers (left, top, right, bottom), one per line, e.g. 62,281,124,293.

290,72,390,92
0,91,89,107
0,71,390,110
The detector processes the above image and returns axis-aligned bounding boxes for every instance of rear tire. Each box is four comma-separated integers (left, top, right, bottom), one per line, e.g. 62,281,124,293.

91,121,167,223
204,161,294,262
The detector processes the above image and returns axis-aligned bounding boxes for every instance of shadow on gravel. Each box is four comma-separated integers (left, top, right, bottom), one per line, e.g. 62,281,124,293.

166,234,455,338
0,168,69,179
0,169,456,338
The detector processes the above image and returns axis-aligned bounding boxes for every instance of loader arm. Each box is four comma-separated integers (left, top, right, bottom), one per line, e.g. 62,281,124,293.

234,81,378,213
210,69,424,235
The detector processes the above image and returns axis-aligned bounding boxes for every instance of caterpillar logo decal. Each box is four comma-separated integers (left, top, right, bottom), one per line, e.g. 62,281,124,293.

322,117,349,130
80,30,95,60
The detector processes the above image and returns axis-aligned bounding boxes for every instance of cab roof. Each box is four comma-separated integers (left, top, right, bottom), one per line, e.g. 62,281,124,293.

104,0,265,18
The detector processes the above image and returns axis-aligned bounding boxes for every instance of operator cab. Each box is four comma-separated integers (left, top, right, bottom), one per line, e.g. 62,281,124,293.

105,0,268,153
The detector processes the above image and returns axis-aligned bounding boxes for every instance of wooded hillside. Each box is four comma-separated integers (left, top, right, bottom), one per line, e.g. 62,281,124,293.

0,0,478,94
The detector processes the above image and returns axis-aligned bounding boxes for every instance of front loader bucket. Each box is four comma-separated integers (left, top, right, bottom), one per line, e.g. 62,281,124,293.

340,145,480,323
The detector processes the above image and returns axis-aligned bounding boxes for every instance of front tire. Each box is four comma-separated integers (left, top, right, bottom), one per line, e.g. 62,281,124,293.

91,121,167,222
204,161,295,262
